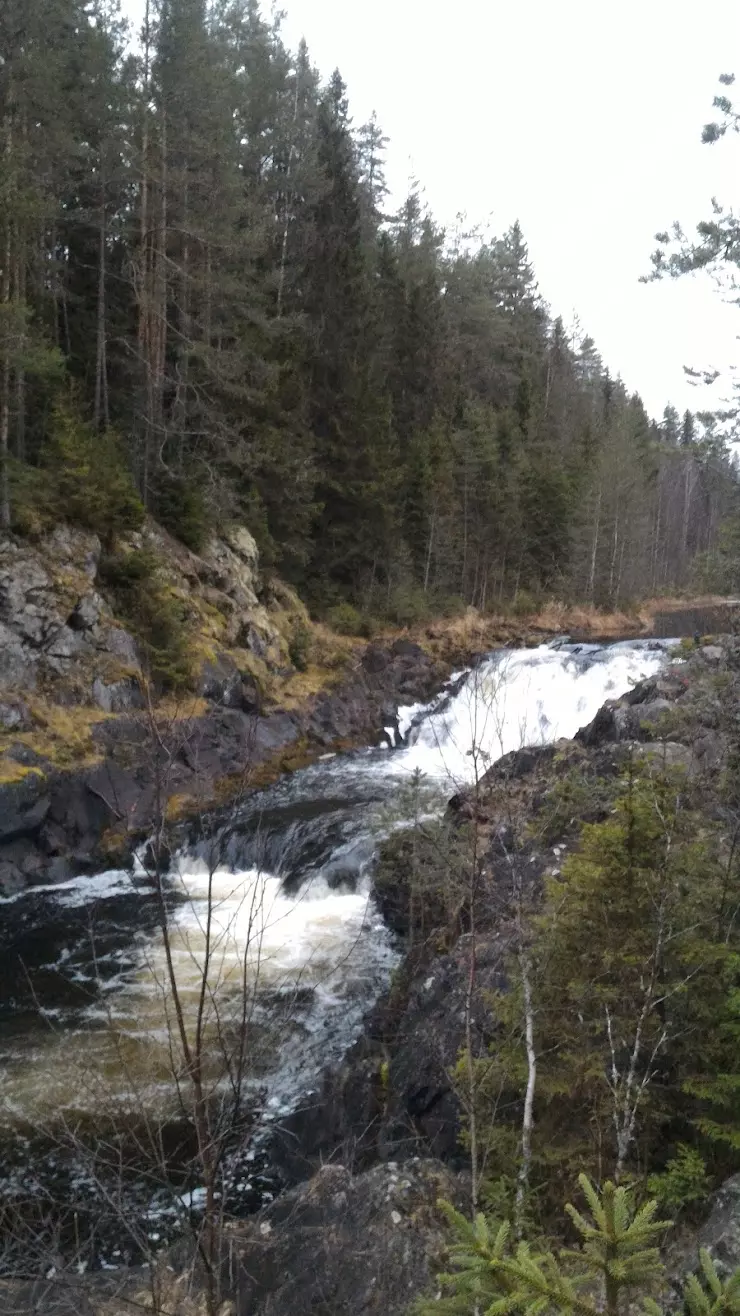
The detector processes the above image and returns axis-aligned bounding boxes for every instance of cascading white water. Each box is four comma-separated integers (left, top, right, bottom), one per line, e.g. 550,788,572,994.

0,640,670,1140
390,641,668,784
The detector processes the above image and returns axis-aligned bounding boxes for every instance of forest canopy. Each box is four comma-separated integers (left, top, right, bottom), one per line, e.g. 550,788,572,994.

0,0,738,621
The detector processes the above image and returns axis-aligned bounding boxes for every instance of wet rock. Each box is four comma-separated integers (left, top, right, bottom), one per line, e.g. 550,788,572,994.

577,700,620,747
579,695,676,746
391,638,424,659
0,776,51,841
234,1159,468,1316
363,645,390,674
0,860,25,897
622,677,657,705
377,933,508,1162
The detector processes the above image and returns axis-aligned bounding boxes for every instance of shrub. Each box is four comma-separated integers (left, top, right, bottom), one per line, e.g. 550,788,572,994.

39,403,144,544
385,583,430,627
326,602,366,636
414,1175,740,1316
647,1145,711,1215
430,592,467,619
288,621,312,671
99,549,191,691
151,471,210,552
509,587,540,618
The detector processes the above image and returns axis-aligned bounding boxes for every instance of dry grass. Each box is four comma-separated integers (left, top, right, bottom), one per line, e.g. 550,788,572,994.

0,759,46,786
0,698,111,783
397,594,739,667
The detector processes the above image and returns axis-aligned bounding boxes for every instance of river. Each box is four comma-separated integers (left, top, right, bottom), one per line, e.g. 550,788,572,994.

0,639,670,1267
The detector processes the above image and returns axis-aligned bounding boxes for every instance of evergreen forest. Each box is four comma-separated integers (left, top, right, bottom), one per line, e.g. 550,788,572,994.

1,0,738,623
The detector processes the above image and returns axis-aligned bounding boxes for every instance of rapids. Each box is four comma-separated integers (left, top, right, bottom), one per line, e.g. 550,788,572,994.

0,639,670,1260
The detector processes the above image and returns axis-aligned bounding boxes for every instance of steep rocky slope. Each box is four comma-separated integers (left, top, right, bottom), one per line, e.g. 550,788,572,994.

0,522,451,894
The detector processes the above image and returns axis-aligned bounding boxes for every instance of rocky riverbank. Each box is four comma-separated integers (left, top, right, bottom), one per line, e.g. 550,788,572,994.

5,635,739,1316
2,514,735,898
0,521,452,895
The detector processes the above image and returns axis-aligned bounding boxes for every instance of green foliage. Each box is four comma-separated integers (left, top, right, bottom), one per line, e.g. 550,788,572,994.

534,763,613,843
2,0,738,607
326,602,367,636
374,771,472,944
684,1250,740,1316
453,752,740,1217
416,1178,740,1316
99,549,191,691
414,1175,674,1316
288,621,312,672
386,583,432,627
34,404,144,543
647,1146,711,1215
151,471,210,553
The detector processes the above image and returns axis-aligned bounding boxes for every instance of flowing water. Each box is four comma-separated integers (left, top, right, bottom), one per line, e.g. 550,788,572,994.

0,639,670,1264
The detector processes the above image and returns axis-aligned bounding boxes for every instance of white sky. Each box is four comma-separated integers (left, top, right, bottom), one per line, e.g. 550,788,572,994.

126,0,740,421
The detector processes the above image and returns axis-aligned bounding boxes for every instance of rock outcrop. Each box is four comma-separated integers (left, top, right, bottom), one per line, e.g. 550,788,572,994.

232,1159,466,1316
0,527,142,706
0,612,448,895
671,1175,740,1283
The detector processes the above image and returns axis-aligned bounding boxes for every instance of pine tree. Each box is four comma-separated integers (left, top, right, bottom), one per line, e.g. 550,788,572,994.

415,1175,740,1316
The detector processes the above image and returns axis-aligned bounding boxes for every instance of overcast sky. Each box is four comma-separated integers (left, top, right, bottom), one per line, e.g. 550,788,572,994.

127,0,740,420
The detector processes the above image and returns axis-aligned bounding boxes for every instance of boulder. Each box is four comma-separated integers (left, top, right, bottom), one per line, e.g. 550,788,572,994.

0,698,32,731
391,638,425,659
68,592,103,631
91,675,145,713
198,653,245,707
363,645,390,674
0,776,51,845
233,1159,468,1316
700,644,725,667
97,624,140,667
672,1175,740,1282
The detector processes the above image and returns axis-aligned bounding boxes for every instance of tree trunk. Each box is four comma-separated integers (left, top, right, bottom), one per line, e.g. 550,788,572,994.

514,943,536,1235
588,485,601,603
14,234,25,461
423,508,436,593
0,103,12,530
94,169,109,431
139,0,153,503
277,75,299,318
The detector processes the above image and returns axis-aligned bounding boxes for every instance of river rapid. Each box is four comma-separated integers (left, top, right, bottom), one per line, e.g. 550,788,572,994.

0,639,670,1267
